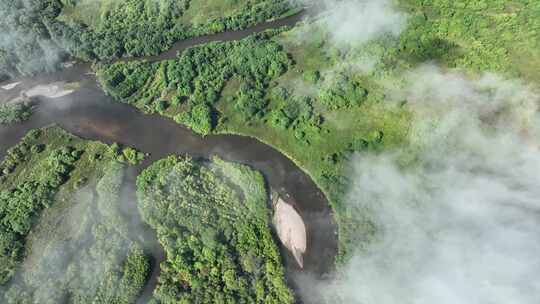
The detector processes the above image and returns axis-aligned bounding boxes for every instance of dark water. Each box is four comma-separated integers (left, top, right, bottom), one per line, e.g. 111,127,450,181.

0,12,336,303
122,11,307,64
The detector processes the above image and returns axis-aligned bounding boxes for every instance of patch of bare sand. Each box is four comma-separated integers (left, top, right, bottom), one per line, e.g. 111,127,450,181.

4,82,76,105
1,82,21,91
24,82,75,99
274,197,307,268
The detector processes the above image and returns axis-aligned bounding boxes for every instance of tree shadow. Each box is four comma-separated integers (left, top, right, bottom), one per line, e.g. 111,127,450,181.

399,37,462,66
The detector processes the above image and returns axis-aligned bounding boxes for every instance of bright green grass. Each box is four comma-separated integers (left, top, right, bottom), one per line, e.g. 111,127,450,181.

399,0,540,80
96,26,413,258
0,127,141,192
1,127,109,191
182,0,245,25
58,0,122,29
59,0,294,30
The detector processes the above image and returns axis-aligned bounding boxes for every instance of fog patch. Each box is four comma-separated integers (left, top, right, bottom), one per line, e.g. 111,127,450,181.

400,65,540,144
306,66,540,303
0,1,67,78
1,164,151,303
0,31,64,76
295,0,407,47
281,0,408,98
326,0,406,46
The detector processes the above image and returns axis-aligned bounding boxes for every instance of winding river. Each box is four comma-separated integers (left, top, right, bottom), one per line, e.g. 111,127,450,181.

0,12,336,303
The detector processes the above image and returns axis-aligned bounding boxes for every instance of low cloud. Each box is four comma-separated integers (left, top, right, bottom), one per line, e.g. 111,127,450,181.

307,66,540,303
282,0,409,97
0,1,66,78
2,165,153,303
324,0,407,46
295,0,408,47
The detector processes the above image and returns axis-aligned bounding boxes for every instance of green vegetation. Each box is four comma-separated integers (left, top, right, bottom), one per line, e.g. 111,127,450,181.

6,0,540,268
0,0,66,77
137,156,293,303
97,0,540,259
0,102,33,125
1,126,290,303
97,30,411,258
58,0,296,61
398,0,540,80
318,74,369,110
3,0,537,79
0,127,149,303
0,0,298,77
97,31,292,135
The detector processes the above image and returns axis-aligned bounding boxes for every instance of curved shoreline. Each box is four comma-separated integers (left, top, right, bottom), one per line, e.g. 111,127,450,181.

0,91,337,302
0,11,336,303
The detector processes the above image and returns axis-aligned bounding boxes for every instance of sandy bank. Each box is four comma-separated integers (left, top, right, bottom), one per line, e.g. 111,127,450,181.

1,82,21,91
274,196,307,268
4,82,76,105
24,83,75,99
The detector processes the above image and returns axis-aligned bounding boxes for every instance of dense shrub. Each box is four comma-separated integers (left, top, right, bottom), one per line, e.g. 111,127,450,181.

98,33,293,134
137,156,294,303
0,145,81,284
0,0,299,77
0,103,33,125
318,74,368,110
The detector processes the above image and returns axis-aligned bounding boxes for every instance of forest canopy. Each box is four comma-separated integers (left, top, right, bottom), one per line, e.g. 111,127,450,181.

137,155,294,303
4,1,540,298
97,0,540,260
0,0,299,78
0,127,295,303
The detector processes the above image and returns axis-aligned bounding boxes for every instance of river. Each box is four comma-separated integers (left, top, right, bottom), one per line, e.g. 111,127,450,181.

0,12,336,303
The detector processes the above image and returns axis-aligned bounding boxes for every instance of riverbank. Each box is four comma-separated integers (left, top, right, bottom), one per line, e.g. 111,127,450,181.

0,78,337,299
0,10,337,302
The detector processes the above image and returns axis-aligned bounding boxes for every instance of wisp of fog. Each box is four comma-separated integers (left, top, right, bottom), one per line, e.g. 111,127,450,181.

320,65,540,304
294,0,407,46
287,2,540,301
